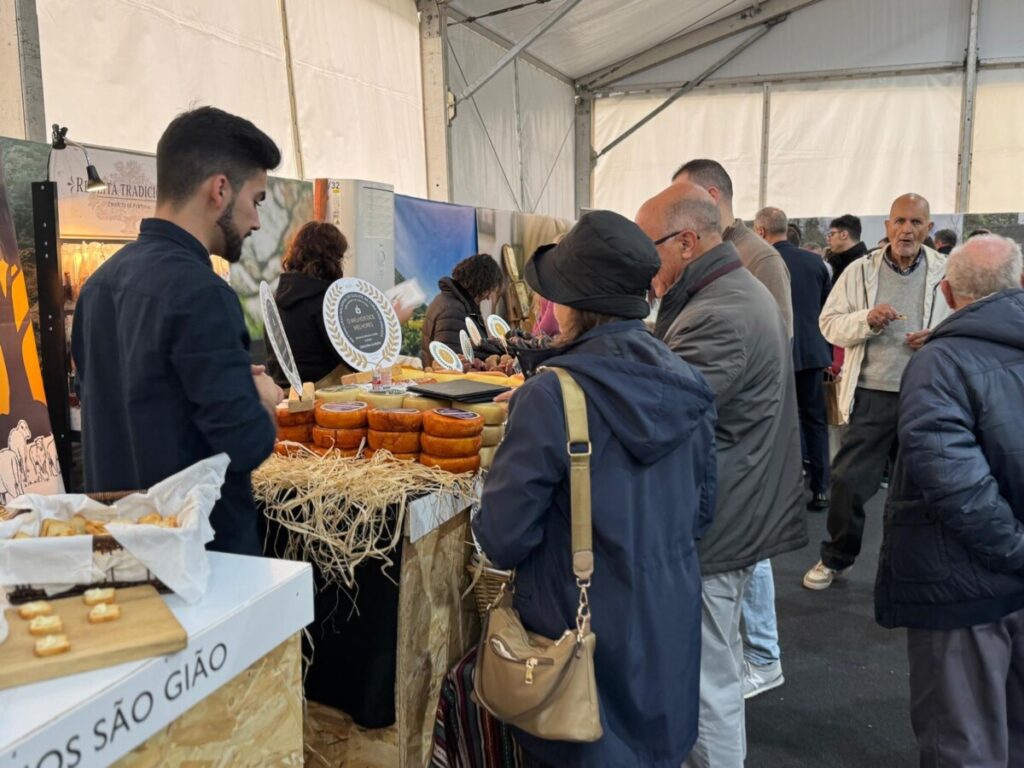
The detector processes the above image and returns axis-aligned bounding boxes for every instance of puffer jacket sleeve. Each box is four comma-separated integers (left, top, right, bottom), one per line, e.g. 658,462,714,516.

899,348,1024,572
819,261,877,348
473,376,567,569
430,303,467,350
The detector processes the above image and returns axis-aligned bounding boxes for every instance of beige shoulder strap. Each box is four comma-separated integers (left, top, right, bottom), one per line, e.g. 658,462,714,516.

548,367,593,582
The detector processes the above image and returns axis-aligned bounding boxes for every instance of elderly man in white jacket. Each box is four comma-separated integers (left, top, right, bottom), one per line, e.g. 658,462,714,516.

804,193,952,590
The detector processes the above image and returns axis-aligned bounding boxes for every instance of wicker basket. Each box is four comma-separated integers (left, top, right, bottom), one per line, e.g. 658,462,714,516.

466,551,512,619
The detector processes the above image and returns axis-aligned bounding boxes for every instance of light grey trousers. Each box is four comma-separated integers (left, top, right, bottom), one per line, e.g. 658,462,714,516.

684,565,756,768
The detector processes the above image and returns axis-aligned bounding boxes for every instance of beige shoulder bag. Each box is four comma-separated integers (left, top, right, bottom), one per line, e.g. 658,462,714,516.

473,366,602,742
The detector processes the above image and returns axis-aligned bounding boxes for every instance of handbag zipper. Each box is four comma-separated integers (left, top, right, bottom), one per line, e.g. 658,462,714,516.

489,637,555,684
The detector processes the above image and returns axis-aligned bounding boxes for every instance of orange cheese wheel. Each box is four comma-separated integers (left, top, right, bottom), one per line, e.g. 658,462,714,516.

420,453,481,474
277,424,313,443
365,449,419,462
420,432,482,458
312,425,368,449
274,441,314,457
422,408,484,438
315,401,369,429
368,429,421,453
367,408,424,432
275,404,315,427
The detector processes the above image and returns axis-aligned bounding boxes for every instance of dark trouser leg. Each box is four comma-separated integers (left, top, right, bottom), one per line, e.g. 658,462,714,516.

820,388,897,570
907,609,1020,767
794,368,830,494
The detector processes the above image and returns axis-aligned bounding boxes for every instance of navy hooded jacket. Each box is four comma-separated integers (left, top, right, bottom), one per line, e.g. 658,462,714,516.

473,320,717,768
875,289,1024,630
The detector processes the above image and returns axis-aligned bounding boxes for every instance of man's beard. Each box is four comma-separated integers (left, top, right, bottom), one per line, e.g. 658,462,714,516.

215,203,245,264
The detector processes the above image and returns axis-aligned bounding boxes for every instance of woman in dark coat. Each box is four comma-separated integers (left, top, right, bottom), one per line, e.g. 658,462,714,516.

473,211,718,768
266,221,353,387
421,253,504,365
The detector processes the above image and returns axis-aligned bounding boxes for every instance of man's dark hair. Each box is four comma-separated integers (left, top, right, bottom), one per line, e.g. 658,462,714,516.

968,228,992,239
787,222,802,246
156,106,281,205
829,214,862,241
452,254,504,301
934,228,958,248
671,159,733,201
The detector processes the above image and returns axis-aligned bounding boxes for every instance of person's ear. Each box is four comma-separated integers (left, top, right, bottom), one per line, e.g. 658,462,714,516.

940,279,956,310
207,174,231,212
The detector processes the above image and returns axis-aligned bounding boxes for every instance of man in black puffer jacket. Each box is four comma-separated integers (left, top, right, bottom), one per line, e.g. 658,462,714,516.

875,234,1024,767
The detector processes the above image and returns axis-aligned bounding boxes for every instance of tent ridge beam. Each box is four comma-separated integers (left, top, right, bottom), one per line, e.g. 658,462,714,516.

581,0,823,91
455,0,583,106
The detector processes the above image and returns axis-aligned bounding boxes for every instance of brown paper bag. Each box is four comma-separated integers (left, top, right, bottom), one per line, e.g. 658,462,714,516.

825,372,842,426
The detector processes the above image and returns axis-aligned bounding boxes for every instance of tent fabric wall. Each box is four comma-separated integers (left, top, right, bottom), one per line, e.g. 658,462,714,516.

969,69,1024,214
593,88,764,220
447,25,574,221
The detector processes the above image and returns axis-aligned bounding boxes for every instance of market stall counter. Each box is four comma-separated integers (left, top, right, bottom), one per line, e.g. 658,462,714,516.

0,553,313,768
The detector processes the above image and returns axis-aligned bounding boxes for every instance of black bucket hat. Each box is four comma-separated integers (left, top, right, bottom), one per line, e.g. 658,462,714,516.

524,210,659,319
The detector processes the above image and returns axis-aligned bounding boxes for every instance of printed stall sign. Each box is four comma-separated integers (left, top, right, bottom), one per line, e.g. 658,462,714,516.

322,278,401,372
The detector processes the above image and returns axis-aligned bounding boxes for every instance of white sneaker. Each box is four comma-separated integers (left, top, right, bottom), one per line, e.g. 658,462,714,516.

802,560,847,590
743,660,785,699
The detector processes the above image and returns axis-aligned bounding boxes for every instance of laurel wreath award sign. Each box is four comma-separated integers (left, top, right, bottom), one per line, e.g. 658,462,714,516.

323,278,402,372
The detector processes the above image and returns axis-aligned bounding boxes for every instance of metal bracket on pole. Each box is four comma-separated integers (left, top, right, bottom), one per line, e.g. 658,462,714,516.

955,0,980,214
454,0,583,106
594,23,775,163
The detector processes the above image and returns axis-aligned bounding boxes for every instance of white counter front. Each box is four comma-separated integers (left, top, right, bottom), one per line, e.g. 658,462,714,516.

0,553,313,768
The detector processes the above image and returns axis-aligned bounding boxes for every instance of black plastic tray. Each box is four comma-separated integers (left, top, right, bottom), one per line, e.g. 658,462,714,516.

408,379,510,403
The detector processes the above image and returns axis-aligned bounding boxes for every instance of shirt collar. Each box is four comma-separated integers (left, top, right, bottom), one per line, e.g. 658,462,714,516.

882,246,924,276
138,218,212,266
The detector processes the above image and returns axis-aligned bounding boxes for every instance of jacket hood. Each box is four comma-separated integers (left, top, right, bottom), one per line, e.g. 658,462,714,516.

274,271,332,310
929,288,1024,351
535,321,716,466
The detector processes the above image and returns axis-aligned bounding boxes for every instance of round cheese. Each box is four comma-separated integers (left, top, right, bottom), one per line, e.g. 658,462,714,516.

275,404,315,427
315,401,369,429
365,449,419,462
277,424,313,443
312,426,367,450
368,429,421,454
462,401,507,426
357,390,408,410
402,394,451,412
423,408,485,438
315,385,362,403
420,432,482,458
479,445,497,469
481,424,505,447
367,408,424,432
419,453,481,474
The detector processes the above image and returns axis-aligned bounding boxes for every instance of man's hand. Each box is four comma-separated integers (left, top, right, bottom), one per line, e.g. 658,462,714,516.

905,330,930,351
252,365,284,420
867,303,901,330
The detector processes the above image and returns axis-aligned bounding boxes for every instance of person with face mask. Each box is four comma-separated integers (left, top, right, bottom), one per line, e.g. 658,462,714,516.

71,106,284,556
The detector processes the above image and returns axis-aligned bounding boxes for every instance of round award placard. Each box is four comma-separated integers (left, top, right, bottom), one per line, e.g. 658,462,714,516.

486,314,511,339
260,281,303,396
465,317,483,346
323,278,402,372
429,341,463,372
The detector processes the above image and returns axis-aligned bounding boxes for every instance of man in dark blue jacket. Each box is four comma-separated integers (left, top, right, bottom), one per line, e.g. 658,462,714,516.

875,234,1024,766
71,107,284,555
755,206,833,510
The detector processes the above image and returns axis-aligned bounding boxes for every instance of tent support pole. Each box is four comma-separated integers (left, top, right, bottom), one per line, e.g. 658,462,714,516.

759,83,771,210
14,0,45,142
955,0,980,214
419,0,452,201
278,0,305,180
573,91,593,217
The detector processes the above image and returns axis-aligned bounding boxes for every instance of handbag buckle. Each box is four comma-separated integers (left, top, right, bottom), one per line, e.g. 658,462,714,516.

567,440,591,457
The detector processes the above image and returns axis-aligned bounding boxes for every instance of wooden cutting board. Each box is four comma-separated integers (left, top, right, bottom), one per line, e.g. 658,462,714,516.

0,585,187,690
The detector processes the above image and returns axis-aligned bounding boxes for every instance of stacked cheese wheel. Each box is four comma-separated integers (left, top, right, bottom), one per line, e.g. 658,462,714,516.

419,408,485,474
274,403,315,455
462,401,506,470
366,408,423,461
311,401,369,457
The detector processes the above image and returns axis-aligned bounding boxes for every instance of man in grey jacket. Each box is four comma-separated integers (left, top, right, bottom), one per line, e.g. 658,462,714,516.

637,182,807,768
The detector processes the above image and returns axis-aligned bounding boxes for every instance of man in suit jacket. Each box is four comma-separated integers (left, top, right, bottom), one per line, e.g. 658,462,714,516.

755,207,832,510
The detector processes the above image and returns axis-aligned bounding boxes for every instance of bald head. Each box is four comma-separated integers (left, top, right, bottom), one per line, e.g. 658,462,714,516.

754,207,788,244
885,193,933,267
944,234,1023,310
636,182,723,298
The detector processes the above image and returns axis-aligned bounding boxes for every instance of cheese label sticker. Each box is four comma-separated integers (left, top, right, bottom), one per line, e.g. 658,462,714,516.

436,408,480,420
321,402,367,412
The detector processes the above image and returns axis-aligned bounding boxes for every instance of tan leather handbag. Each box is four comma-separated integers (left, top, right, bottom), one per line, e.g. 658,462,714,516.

473,367,602,742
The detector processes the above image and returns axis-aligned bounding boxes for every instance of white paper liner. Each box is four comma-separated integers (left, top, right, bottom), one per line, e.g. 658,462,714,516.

0,454,228,603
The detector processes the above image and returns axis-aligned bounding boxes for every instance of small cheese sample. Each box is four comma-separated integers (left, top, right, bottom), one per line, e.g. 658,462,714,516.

83,587,116,606
481,424,505,447
315,385,362,403
420,433,482,458
423,408,485,438
368,429,421,454
420,453,481,474
276,424,314,443
18,601,53,620
356,390,407,410
275,402,315,427
137,513,162,525
402,394,451,412
70,514,89,534
34,634,71,658
41,519,77,537
88,602,122,624
367,408,423,432
28,615,64,636
155,515,180,529
462,401,507,426
315,401,369,429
